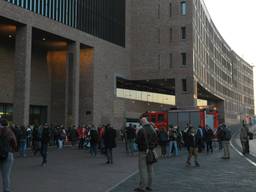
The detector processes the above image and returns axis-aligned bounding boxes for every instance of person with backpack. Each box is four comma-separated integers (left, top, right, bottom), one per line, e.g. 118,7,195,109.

206,125,214,153
89,125,99,156
134,117,158,192
0,118,17,192
217,124,225,150
168,125,179,157
222,124,231,159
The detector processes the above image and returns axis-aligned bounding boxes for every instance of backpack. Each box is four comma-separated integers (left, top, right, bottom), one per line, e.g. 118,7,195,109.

0,129,10,161
223,127,231,141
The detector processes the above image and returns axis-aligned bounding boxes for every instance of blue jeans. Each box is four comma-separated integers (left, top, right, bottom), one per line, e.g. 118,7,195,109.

40,143,48,164
169,140,179,156
90,143,97,156
0,153,14,192
19,140,27,157
127,139,135,154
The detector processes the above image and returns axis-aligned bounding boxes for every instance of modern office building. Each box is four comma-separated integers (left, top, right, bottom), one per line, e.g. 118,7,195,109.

0,0,254,127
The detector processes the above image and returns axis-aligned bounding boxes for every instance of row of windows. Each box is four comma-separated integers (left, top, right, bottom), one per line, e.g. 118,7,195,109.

157,1,187,18
157,52,187,69
193,0,254,108
6,0,77,27
5,0,126,47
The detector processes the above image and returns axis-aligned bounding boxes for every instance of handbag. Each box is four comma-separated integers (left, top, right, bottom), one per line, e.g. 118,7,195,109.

144,129,158,165
248,132,254,140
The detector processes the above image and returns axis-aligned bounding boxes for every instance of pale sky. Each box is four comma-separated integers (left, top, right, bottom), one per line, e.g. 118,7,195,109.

203,0,256,113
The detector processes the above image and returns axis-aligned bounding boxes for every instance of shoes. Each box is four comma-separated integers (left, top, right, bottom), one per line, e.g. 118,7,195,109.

221,157,230,160
186,161,191,166
146,187,153,191
195,162,200,167
134,188,146,192
105,161,110,164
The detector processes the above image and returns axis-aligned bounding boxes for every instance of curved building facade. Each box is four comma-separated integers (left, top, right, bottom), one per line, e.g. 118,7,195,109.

128,0,254,125
0,0,254,127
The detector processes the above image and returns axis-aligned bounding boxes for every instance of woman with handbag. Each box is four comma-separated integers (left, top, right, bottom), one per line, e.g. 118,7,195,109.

134,117,158,192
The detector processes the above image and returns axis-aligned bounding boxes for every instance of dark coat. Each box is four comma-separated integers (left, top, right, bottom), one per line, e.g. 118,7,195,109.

41,128,50,144
135,124,158,152
103,127,117,149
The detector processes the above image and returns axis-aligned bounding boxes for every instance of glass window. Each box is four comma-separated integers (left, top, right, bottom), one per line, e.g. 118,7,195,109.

181,52,187,65
170,28,173,42
158,114,165,123
151,115,156,123
180,1,187,15
181,27,186,39
169,3,172,17
182,79,187,92
169,53,173,68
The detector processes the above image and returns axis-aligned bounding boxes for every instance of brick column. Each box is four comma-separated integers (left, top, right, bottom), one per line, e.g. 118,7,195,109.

13,24,32,126
65,41,80,127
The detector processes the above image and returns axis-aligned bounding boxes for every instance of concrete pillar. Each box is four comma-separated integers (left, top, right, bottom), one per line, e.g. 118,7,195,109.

65,41,80,127
13,24,32,126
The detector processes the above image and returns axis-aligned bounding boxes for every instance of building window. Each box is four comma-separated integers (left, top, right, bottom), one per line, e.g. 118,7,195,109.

169,53,173,68
158,4,160,18
180,1,187,15
181,26,186,39
158,28,160,43
169,3,172,17
182,79,187,92
170,28,173,42
181,52,187,65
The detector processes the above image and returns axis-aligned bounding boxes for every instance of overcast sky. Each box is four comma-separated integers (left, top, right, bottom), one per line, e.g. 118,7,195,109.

203,0,256,113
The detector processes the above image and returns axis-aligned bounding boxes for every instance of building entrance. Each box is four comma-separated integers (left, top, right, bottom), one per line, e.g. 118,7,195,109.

29,105,47,125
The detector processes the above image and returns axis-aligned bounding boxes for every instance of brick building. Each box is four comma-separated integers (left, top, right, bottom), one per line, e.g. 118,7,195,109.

0,0,254,128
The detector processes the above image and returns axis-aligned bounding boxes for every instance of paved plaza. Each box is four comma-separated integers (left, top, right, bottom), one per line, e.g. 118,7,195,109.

6,127,256,192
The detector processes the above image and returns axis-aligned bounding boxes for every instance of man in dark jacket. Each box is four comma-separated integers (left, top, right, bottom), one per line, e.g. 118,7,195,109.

134,117,158,192
103,124,116,164
222,124,231,159
186,127,200,167
40,123,50,167
206,125,214,153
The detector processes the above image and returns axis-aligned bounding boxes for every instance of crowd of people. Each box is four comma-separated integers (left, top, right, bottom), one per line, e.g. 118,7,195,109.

0,115,254,192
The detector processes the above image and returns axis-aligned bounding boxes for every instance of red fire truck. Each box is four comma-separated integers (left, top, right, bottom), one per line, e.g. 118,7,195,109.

142,107,219,130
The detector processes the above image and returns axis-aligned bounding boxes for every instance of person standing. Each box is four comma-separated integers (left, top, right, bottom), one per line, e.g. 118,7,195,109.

69,126,78,147
206,125,213,153
217,124,224,151
168,126,179,157
103,124,117,164
126,124,136,155
186,127,200,167
40,123,50,167
240,120,250,155
89,125,99,156
19,126,27,157
158,128,169,157
134,117,158,192
222,124,231,159
0,118,17,192
32,125,42,156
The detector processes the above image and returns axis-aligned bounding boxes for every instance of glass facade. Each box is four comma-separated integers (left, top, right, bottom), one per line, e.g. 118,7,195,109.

0,103,13,122
5,0,126,47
